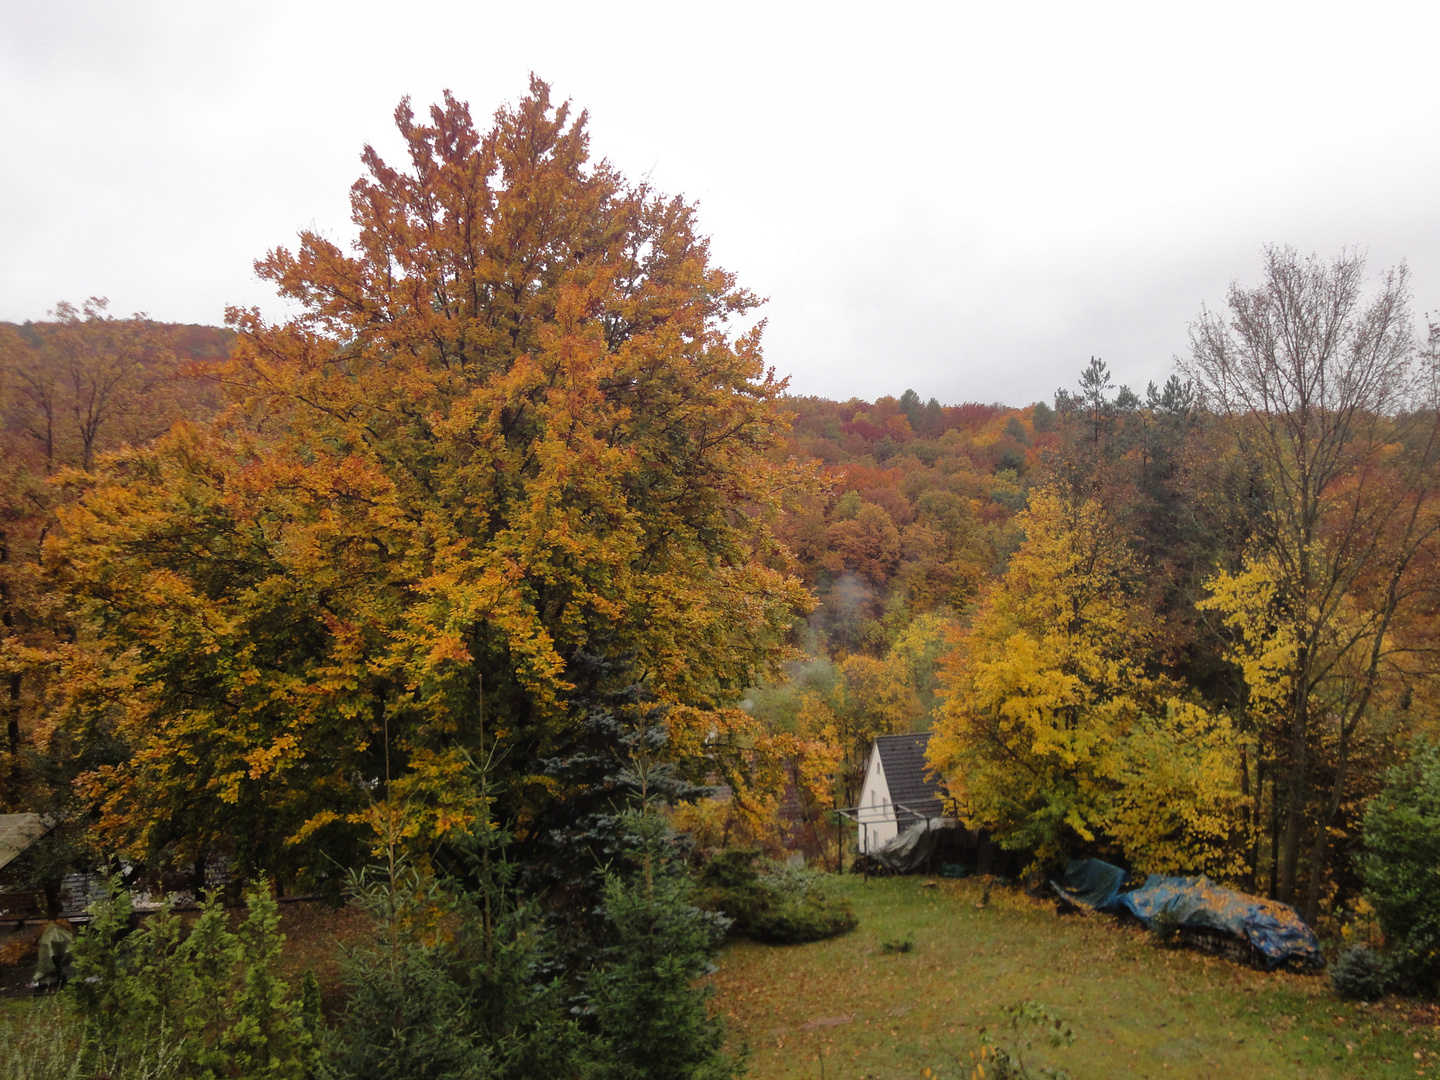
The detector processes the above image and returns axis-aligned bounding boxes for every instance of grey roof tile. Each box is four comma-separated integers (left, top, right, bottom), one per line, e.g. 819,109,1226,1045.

874,733,948,827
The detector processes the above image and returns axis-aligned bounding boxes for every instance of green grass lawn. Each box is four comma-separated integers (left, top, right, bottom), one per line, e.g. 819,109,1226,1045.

708,875,1440,1080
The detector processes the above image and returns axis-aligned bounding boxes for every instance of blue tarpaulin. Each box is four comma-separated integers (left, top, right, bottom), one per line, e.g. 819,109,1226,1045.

1117,874,1324,969
1050,859,1128,912
1048,861,1324,969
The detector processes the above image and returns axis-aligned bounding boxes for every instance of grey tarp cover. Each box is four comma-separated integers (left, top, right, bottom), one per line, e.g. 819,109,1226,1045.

873,818,962,873
33,921,74,989
1050,859,1127,912
1118,874,1324,969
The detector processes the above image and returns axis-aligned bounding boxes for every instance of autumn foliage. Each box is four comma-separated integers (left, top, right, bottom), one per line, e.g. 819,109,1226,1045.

41,81,808,882
6,81,1440,958
930,487,1245,875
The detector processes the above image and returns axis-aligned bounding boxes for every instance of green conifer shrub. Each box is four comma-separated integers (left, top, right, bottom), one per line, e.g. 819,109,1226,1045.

584,812,741,1080
324,829,586,1080
324,864,491,1080
1330,945,1390,1001
1361,741,1440,995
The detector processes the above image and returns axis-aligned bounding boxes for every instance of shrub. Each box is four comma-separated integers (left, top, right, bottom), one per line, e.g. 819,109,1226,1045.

1361,740,1440,995
970,999,1076,1080
1148,907,1182,945
880,932,916,955
329,808,737,1080
698,849,857,945
1330,945,1390,1001
69,877,313,1079
1379,926,1440,997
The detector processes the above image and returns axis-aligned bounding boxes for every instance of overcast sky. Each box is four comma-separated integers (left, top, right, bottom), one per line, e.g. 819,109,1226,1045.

3,0,1439,406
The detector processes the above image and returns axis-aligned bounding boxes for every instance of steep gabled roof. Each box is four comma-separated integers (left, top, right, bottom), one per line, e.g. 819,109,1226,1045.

874,733,947,828
0,814,53,873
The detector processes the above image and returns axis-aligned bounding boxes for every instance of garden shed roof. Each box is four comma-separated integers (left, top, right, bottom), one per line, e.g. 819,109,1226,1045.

0,813,53,873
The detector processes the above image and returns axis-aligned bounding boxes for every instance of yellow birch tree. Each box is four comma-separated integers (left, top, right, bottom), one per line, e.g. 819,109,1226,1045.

930,487,1245,874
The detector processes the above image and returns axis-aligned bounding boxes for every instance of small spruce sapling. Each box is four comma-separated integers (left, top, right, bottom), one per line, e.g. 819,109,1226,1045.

584,810,740,1080
223,883,312,1080
534,647,713,959
326,734,584,1080
325,862,487,1080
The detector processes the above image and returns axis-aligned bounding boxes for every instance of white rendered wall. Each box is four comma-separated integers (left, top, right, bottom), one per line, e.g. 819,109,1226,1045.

856,746,897,853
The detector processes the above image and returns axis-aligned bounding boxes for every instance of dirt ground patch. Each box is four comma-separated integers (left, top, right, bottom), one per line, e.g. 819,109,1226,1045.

0,924,43,998
272,898,372,1012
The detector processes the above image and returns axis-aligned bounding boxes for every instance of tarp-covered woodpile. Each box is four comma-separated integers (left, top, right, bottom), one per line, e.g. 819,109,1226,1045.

1050,858,1127,913
1119,874,1324,969
1050,859,1324,969
870,818,976,873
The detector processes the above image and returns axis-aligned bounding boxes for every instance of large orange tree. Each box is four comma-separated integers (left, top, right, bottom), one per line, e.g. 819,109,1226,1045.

53,80,807,882
1,302,210,812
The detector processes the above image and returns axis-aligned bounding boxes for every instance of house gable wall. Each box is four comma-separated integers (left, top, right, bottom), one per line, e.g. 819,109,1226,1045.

856,745,898,853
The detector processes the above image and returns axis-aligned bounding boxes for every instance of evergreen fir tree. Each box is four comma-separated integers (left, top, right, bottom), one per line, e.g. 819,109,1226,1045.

530,647,711,951
584,811,739,1080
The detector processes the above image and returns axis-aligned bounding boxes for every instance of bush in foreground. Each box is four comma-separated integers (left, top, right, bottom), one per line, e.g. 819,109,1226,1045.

330,811,738,1080
69,878,316,1080
698,849,857,944
584,814,740,1080
1330,945,1390,1001
1361,741,1440,995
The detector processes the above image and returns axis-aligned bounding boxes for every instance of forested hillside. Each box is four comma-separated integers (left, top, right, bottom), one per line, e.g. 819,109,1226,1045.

7,287,1440,944
1,306,230,842
4,86,1440,995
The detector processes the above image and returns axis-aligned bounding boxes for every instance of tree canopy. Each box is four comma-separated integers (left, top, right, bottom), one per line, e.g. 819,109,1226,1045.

49,80,808,880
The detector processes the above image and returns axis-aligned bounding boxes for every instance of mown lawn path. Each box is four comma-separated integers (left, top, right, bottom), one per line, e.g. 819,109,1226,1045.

709,875,1440,1080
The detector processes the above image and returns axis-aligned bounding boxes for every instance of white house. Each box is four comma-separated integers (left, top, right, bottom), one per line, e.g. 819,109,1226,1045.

854,732,948,853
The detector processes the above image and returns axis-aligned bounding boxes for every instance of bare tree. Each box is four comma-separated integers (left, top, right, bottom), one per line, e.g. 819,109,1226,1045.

7,299,178,472
1183,246,1440,922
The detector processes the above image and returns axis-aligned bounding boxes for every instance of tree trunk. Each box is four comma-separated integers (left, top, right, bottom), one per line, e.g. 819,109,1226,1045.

1304,781,1339,927
1278,690,1309,905
193,845,209,899
5,672,19,806
1245,757,1264,894
1238,742,1252,891
1305,695,1366,924
1268,774,1281,900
